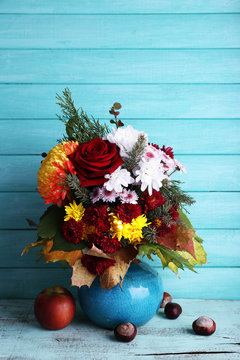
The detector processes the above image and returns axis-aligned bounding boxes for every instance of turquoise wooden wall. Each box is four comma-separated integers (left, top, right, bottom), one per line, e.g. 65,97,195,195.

0,1,240,299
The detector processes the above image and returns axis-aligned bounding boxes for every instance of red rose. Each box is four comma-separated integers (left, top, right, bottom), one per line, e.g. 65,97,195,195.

68,138,123,187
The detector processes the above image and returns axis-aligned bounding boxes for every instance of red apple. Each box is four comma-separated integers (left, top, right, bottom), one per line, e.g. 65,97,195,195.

34,286,76,330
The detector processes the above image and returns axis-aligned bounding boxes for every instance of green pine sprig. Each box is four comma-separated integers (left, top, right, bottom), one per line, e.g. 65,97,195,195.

66,174,91,205
56,88,109,143
161,180,195,211
123,134,147,171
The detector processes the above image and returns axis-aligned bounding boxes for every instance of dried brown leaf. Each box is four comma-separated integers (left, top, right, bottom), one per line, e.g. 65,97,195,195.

99,247,138,290
71,258,96,288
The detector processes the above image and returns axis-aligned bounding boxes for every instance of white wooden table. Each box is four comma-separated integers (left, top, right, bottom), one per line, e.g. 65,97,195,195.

0,299,239,360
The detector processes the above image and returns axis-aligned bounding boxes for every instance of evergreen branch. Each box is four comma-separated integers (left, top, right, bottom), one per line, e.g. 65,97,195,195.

56,88,109,143
142,226,158,244
66,174,91,205
161,180,195,210
124,134,147,171
147,203,173,226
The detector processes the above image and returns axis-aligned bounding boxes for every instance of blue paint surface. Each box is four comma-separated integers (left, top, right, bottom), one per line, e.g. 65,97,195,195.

78,262,163,329
0,1,239,299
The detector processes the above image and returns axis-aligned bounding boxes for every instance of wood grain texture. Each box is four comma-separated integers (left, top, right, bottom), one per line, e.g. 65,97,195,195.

1,267,240,299
1,229,240,268
0,14,240,49
1,1,239,302
1,155,240,191
0,300,240,360
1,119,240,155
1,85,240,119
0,192,239,229
1,49,240,83
1,0,240,14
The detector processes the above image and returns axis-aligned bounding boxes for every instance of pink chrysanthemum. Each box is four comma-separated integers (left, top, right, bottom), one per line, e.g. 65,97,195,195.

119,189,138,204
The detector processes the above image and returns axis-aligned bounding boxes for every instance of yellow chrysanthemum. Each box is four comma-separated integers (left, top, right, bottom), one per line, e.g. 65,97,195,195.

37,141,78,205
64,201,85,222
109,213,150,244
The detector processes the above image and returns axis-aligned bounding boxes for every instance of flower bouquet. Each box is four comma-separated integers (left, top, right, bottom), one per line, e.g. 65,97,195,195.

23,88,207,292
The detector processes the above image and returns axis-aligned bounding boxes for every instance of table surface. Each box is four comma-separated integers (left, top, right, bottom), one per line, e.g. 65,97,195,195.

0,299,239,360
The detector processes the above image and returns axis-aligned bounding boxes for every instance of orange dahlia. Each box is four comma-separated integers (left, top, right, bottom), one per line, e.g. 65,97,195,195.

37,141,78,205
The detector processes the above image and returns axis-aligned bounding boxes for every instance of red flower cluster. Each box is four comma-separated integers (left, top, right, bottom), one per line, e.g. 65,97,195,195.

142,190,165,213
153,205,179,238
115,204,142,223
81,255,116,275
88,234,122,254
83,204,110,234
149,143,160,150
161,145,174,159
62,219,83,245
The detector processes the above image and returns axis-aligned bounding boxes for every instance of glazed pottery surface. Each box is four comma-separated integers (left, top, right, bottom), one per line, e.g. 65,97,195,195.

78,262,163,329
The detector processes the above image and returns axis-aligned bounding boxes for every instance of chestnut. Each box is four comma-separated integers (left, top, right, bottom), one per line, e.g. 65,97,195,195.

192,316,216,336
160,292,172,308
164,302,182,319
114,322,137,342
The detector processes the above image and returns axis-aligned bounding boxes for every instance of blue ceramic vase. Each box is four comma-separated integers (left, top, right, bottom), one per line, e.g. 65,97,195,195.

78,262,163,329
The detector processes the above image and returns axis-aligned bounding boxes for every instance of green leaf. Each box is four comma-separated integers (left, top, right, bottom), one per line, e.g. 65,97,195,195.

138,243,196,275
178,208,194,230
51,229,88,252
38,206,65,239
159,245,196,273
195,235,204,243
176,240,207,267
179,209,204,244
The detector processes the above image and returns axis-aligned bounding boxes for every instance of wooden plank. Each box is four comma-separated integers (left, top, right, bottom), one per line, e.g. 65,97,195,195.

1,49,240,83
1,155,240,191
1,0,240,14
0,15,240,49
0,230,59,268
1,229,239,268
0,192,239,229
0,300,239,360
1,267,240,299
0,85,240,119
1,119,240,155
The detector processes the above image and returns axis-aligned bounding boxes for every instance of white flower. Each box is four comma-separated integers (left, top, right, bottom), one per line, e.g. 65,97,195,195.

174,159,186,173
119,189,138,204
104,125,148,158
90,187,102,203
104,167,134,192
101,187,118,203
134,159,167,195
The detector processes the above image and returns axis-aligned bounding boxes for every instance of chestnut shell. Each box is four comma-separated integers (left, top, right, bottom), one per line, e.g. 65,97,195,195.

192,316,216,336
114,322,137,342
164,302,182,319
160,292,172,308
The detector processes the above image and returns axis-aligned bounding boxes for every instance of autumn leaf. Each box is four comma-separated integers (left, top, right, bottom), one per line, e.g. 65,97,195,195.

177,240,207,267
138,243,196,276
100,254,130,290
71,258,96,288
84,244,113,259
21,238,49,256
41,239,83,267
100,247,137,290
26,218,38,227
157,224,196,258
